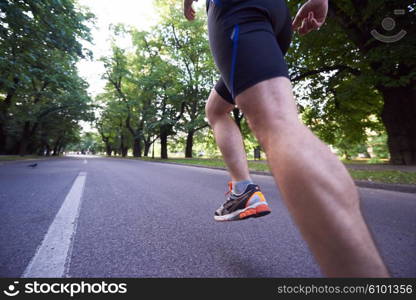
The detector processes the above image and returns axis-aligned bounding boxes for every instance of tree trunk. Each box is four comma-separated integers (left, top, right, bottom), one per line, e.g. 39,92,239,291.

132,137,142,157
18,122,32,156
57,144,63,156
101,136,112,156
52,145,59,156
144,142,151,157
46,144,51,156
122,147,128,157
160,126,169,159
144,135,158,157
0,125,7,154
52,137,63,156
120,134,128,157
37,146,45,156
106,145,112,156
380,85,416,165
0,77,19,154
185,130,194,158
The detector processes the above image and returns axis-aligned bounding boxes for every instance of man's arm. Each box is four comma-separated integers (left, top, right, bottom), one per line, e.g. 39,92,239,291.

184,0,328,32
292,0,328,35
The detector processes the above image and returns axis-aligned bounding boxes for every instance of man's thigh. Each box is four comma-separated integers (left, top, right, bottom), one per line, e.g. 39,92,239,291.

235,77,298,125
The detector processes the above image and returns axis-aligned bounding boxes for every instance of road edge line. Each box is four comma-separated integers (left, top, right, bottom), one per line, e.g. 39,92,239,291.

22,172,87,278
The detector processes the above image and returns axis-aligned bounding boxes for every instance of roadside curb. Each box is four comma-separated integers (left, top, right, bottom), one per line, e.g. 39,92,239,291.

137,159,416,194
0,157,54,165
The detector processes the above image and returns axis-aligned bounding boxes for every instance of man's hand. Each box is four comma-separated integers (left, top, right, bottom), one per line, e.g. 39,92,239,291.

184,0,198,21
292,0,328,35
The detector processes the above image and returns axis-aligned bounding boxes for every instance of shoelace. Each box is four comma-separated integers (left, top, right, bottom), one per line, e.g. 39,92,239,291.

222,181,236,207
224,181,233,197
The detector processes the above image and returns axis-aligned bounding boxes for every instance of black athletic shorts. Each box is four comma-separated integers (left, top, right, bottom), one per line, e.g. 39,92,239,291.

206,0,293,104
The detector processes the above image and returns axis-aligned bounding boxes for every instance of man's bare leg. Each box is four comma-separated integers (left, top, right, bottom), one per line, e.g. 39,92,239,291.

236,77,389,277
205,89,251,182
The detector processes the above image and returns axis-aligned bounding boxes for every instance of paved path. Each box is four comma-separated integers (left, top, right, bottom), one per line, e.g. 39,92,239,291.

0,157,415,277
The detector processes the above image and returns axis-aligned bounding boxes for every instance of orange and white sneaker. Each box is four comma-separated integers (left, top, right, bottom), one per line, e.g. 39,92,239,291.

214,182,271,222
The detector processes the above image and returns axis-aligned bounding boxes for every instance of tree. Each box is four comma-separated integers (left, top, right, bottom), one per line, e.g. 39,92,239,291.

0,0,94,155
287,0,416,164
66,131,104,154
96,92,132,157
156,0,216,157
101,43,143,156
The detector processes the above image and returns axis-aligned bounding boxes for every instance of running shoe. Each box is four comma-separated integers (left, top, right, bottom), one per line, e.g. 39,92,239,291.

214,182,271,221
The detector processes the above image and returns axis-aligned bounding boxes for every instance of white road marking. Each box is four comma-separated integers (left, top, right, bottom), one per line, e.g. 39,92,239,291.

83,159,87,164
22,172,87,278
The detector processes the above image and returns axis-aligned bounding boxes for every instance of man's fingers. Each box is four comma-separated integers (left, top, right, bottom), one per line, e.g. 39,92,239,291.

292,8,307,30
311,18,320,29
184,7,195,21
293,10,314,32
307,17,320,31
293,2,328,34
298,18,308,35
292,15,305,30
296,15,323,34
190,8,196,19
300,24,313,35
292,16,301,29
183,0,196,21
299,17,317,35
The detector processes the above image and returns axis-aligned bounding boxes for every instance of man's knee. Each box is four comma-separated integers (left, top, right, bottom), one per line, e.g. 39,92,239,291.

205,90,234,125
235,77,299,138
240,104,302,150
205,100,216,126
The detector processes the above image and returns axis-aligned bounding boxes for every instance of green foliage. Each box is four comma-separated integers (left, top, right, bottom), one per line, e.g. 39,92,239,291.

67,131,104,154
0,0,94,155
193,128,221,157
349,169,416,185
368,132,389,159
96,0,217,158
287,0,416,161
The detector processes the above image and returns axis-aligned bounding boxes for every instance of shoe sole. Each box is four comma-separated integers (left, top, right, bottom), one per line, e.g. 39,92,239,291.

214,202,271,222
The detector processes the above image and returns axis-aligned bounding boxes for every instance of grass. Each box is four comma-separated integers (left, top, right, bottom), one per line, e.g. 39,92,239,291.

349,170,416,185
0,155,44,161
6,154,412,185
136,157,416,185
137,157,271,172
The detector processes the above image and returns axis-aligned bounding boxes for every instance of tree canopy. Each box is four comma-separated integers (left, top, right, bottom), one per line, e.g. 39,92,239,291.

96,0,217,159
3,0,413,164
287,0,416,164
0,0,95,155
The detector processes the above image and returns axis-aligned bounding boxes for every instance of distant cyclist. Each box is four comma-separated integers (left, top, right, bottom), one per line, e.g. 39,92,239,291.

184,0,389,277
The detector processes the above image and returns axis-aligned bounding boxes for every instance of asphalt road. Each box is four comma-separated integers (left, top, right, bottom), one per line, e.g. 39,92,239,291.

0,157,415,277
